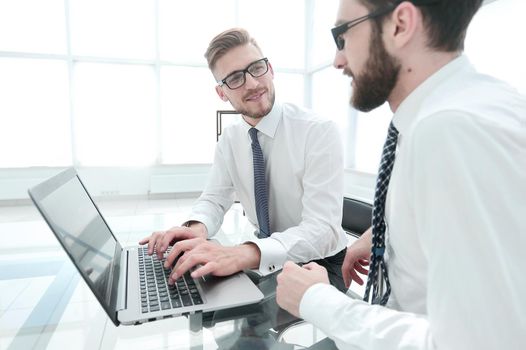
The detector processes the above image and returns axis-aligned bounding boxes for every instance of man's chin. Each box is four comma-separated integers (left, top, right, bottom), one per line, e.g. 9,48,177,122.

242,102,273,119
351,97,386,113
247,108,271,119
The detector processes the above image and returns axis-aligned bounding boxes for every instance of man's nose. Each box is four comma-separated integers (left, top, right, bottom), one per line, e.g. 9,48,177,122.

333,49,346,70
244,73,260,89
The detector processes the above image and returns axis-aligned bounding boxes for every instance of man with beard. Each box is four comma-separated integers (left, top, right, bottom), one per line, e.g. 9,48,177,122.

276,0,526,349
140,28,348,291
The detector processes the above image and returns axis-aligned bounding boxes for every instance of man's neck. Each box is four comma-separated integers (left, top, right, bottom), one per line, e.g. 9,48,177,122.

242,115,261,127
388,51,461,112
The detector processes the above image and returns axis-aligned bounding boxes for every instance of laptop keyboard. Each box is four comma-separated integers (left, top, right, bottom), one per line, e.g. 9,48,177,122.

138,247,204,313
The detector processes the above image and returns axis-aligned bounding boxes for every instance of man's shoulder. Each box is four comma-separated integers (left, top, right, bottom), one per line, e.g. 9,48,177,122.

417,71,526,131
409,79,526,154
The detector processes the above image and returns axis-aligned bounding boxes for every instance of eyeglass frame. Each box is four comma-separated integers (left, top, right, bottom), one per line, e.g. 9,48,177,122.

331,0,440,51
331,2,400,51
217,57,270,90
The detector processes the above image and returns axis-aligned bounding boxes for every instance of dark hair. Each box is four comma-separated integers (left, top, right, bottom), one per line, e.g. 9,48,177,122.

359,0,483,51
204,28,262,71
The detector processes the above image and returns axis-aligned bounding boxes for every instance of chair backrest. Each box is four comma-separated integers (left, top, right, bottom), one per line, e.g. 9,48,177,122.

216,110,241,142
342,197,372,238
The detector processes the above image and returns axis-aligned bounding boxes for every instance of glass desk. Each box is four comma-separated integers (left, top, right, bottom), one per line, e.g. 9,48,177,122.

1,256,337,350
186,273,335,349
0,201,344,350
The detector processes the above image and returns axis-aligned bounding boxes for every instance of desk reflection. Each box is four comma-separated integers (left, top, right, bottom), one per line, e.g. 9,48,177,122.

188,274,336,350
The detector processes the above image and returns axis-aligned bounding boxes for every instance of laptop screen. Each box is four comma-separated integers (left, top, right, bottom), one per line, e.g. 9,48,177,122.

29,170,118,310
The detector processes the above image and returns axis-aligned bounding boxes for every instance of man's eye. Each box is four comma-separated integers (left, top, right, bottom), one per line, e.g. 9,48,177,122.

250,65,265,74
227,75,243,84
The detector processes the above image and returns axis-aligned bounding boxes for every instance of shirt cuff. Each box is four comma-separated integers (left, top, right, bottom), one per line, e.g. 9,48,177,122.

183,215,213,238
300,283,359,324
244,237,287,275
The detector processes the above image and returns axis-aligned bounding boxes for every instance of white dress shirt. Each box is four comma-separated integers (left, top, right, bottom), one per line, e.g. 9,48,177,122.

188,101,348,275
300,56,526,349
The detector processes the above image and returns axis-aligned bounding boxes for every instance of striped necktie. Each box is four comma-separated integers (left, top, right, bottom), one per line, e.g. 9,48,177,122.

364,121,399,305
249,128,270,238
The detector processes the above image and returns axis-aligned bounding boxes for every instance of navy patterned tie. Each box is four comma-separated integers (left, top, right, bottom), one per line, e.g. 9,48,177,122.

249,128,270,238
364,121,399,305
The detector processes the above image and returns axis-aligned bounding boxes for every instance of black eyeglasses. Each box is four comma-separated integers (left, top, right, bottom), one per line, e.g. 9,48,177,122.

218,58,270,90
331,3,399,51
331,0,441,51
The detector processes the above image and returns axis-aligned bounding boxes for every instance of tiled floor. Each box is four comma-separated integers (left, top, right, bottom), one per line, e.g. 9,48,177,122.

0,197,363,350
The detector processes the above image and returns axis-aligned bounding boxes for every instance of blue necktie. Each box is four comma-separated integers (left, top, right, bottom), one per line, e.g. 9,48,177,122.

249,128,270,238
364,121,399,305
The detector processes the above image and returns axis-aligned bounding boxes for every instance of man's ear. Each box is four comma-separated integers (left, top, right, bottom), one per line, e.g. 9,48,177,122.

269,62,275,78
215,85,229,102
388,1,419,49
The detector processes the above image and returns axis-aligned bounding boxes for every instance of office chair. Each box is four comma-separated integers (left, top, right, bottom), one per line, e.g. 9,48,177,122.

341,197,372,238
216,110,240,141
341,197,372,301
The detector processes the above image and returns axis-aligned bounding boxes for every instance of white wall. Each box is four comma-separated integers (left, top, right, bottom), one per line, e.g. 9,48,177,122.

0,165,211,202
0,166,374,206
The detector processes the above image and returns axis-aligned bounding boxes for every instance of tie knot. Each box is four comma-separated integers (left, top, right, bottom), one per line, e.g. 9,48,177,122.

387,122,399,141
249,128,259,143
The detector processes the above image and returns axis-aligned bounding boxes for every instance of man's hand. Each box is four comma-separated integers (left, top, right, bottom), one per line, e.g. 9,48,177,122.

342,227,372,288
138,222,208,260
276,261,330,318
166,240,261,283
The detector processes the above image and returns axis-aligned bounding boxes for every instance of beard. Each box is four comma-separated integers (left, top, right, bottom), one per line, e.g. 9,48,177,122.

350,25,401,112
234,86,276,119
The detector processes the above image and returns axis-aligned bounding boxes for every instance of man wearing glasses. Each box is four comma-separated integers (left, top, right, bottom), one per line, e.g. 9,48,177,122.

277,0,526,349
140,28,348,291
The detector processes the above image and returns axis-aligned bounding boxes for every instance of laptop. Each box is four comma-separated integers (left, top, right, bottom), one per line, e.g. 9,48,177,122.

28,167,264,326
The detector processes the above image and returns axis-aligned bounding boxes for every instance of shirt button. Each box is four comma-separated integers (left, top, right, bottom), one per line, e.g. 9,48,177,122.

268,264,275,272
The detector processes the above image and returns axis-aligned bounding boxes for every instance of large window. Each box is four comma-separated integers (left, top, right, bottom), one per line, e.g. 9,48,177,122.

311,0,339,69
0,0,66,54
466,0,526,95
160,66,222,164
238,0,305,70
69,0,156,60
0,0,305,168
159,0,237,65
311,67,352,165
0,0,523,172
0,57,71,167
73,63,157,166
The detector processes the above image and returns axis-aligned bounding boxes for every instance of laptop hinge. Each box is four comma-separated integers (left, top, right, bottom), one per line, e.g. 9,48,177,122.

116,250,128,311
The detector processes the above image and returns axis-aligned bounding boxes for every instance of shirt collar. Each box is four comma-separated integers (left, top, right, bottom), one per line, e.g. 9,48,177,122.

241,100,283,139
393,55,474,135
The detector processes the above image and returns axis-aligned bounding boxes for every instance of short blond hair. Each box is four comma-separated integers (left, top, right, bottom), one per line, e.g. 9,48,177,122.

204,28,262,71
